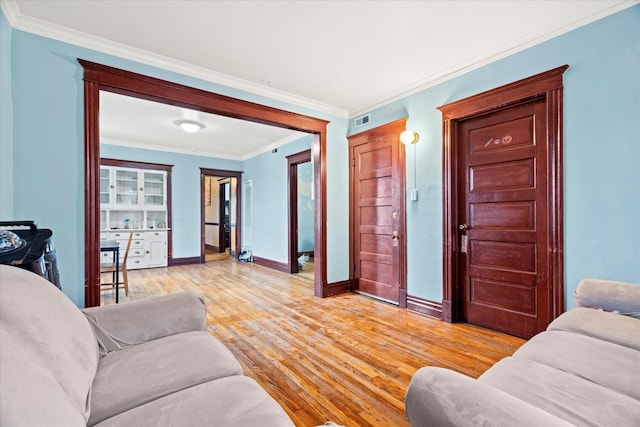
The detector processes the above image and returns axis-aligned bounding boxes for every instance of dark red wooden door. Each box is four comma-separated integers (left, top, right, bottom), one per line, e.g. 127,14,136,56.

349,121,405,304
458,99,550,338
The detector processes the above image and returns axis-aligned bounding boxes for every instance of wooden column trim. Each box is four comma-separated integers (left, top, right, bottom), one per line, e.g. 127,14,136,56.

84,79,100,308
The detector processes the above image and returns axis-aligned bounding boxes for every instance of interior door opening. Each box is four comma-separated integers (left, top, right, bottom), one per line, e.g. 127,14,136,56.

288,150,314,278
201,169,241,263
82,60,330,306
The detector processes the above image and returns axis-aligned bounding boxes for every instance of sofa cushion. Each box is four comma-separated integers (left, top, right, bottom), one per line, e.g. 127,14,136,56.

92,376,294,427
513,330,640,400
479,357,640,426
0,266,99,427
88,330,243,425
548,307,640,350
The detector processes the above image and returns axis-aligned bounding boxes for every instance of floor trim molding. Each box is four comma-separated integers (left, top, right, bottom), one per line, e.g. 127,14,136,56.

407,294,443,320
252,256,289,273
170,256,201,267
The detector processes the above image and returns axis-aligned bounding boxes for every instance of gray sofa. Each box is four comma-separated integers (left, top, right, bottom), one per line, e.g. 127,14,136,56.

0,265,294,427
405,278,640,426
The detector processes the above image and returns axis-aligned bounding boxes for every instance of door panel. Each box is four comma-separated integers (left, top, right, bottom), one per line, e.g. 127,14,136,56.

355,141,397,302
459,99,549,338
349,120,406,304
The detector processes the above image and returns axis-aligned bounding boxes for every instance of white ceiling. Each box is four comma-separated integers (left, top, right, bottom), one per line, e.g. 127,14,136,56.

99,91,309,160
3,0,636,159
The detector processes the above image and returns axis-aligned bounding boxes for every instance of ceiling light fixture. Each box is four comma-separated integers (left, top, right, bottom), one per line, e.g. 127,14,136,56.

175,119,205,133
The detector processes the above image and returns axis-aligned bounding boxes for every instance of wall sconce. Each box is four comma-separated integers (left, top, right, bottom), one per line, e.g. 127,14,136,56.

401,129,420,201
400,130,420,145
175,119,205,133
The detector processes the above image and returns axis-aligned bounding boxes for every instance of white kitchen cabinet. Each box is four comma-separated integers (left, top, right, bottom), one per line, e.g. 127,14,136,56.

100,162,170,270
145,231,168,267
100,230,167,270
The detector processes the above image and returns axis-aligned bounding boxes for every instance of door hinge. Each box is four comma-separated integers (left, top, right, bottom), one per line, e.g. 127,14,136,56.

352,157,356,167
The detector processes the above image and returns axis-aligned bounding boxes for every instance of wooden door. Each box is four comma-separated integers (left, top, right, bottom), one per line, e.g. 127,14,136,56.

349,120,406,304
458,99,551,338
440,66,567,339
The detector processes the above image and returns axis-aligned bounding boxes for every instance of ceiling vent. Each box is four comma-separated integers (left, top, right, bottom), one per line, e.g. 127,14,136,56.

354,113,371,128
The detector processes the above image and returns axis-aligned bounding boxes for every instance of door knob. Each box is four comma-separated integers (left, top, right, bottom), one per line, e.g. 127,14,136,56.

458,224,470,231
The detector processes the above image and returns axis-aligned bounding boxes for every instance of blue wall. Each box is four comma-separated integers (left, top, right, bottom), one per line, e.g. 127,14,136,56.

2,6,638,310
242,135,313,263
0,12,13,218
351,5,640,308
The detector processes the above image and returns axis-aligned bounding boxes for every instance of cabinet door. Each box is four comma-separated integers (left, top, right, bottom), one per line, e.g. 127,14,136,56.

114,168,140,206
145,231,167,267
142,171,166,207
100,167,113,207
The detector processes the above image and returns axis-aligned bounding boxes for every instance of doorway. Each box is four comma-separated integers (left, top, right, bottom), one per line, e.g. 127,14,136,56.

81,60,330,307
287,150,314,276
348,119,407,305
440,66,567,339
201,169,241,262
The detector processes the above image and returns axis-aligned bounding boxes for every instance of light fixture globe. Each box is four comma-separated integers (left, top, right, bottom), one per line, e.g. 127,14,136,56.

175,119,205,133
400,130,419,145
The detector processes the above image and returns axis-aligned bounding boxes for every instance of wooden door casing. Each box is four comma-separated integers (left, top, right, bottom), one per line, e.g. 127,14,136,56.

349,119,407,305
81,60,330,306
440,66,568,339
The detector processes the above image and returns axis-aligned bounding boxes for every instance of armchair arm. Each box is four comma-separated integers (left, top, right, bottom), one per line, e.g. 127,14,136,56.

405,367,573,427
574,278,640,316
82,292,207,356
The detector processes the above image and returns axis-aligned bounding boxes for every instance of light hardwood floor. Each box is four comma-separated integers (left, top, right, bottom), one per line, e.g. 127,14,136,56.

101,259,526,426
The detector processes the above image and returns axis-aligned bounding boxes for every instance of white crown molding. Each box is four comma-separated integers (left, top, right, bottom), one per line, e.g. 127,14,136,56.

0,0,18,22
349,0,639,117
3,0,637,120
0,0,348,119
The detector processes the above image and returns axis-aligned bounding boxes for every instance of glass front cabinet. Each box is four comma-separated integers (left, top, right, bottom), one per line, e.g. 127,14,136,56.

115,168,140,206
101,166,167,210
142,171,166,207
99,163,169,270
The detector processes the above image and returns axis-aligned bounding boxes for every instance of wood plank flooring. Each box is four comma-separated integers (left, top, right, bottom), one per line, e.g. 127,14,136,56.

101,259,526,426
